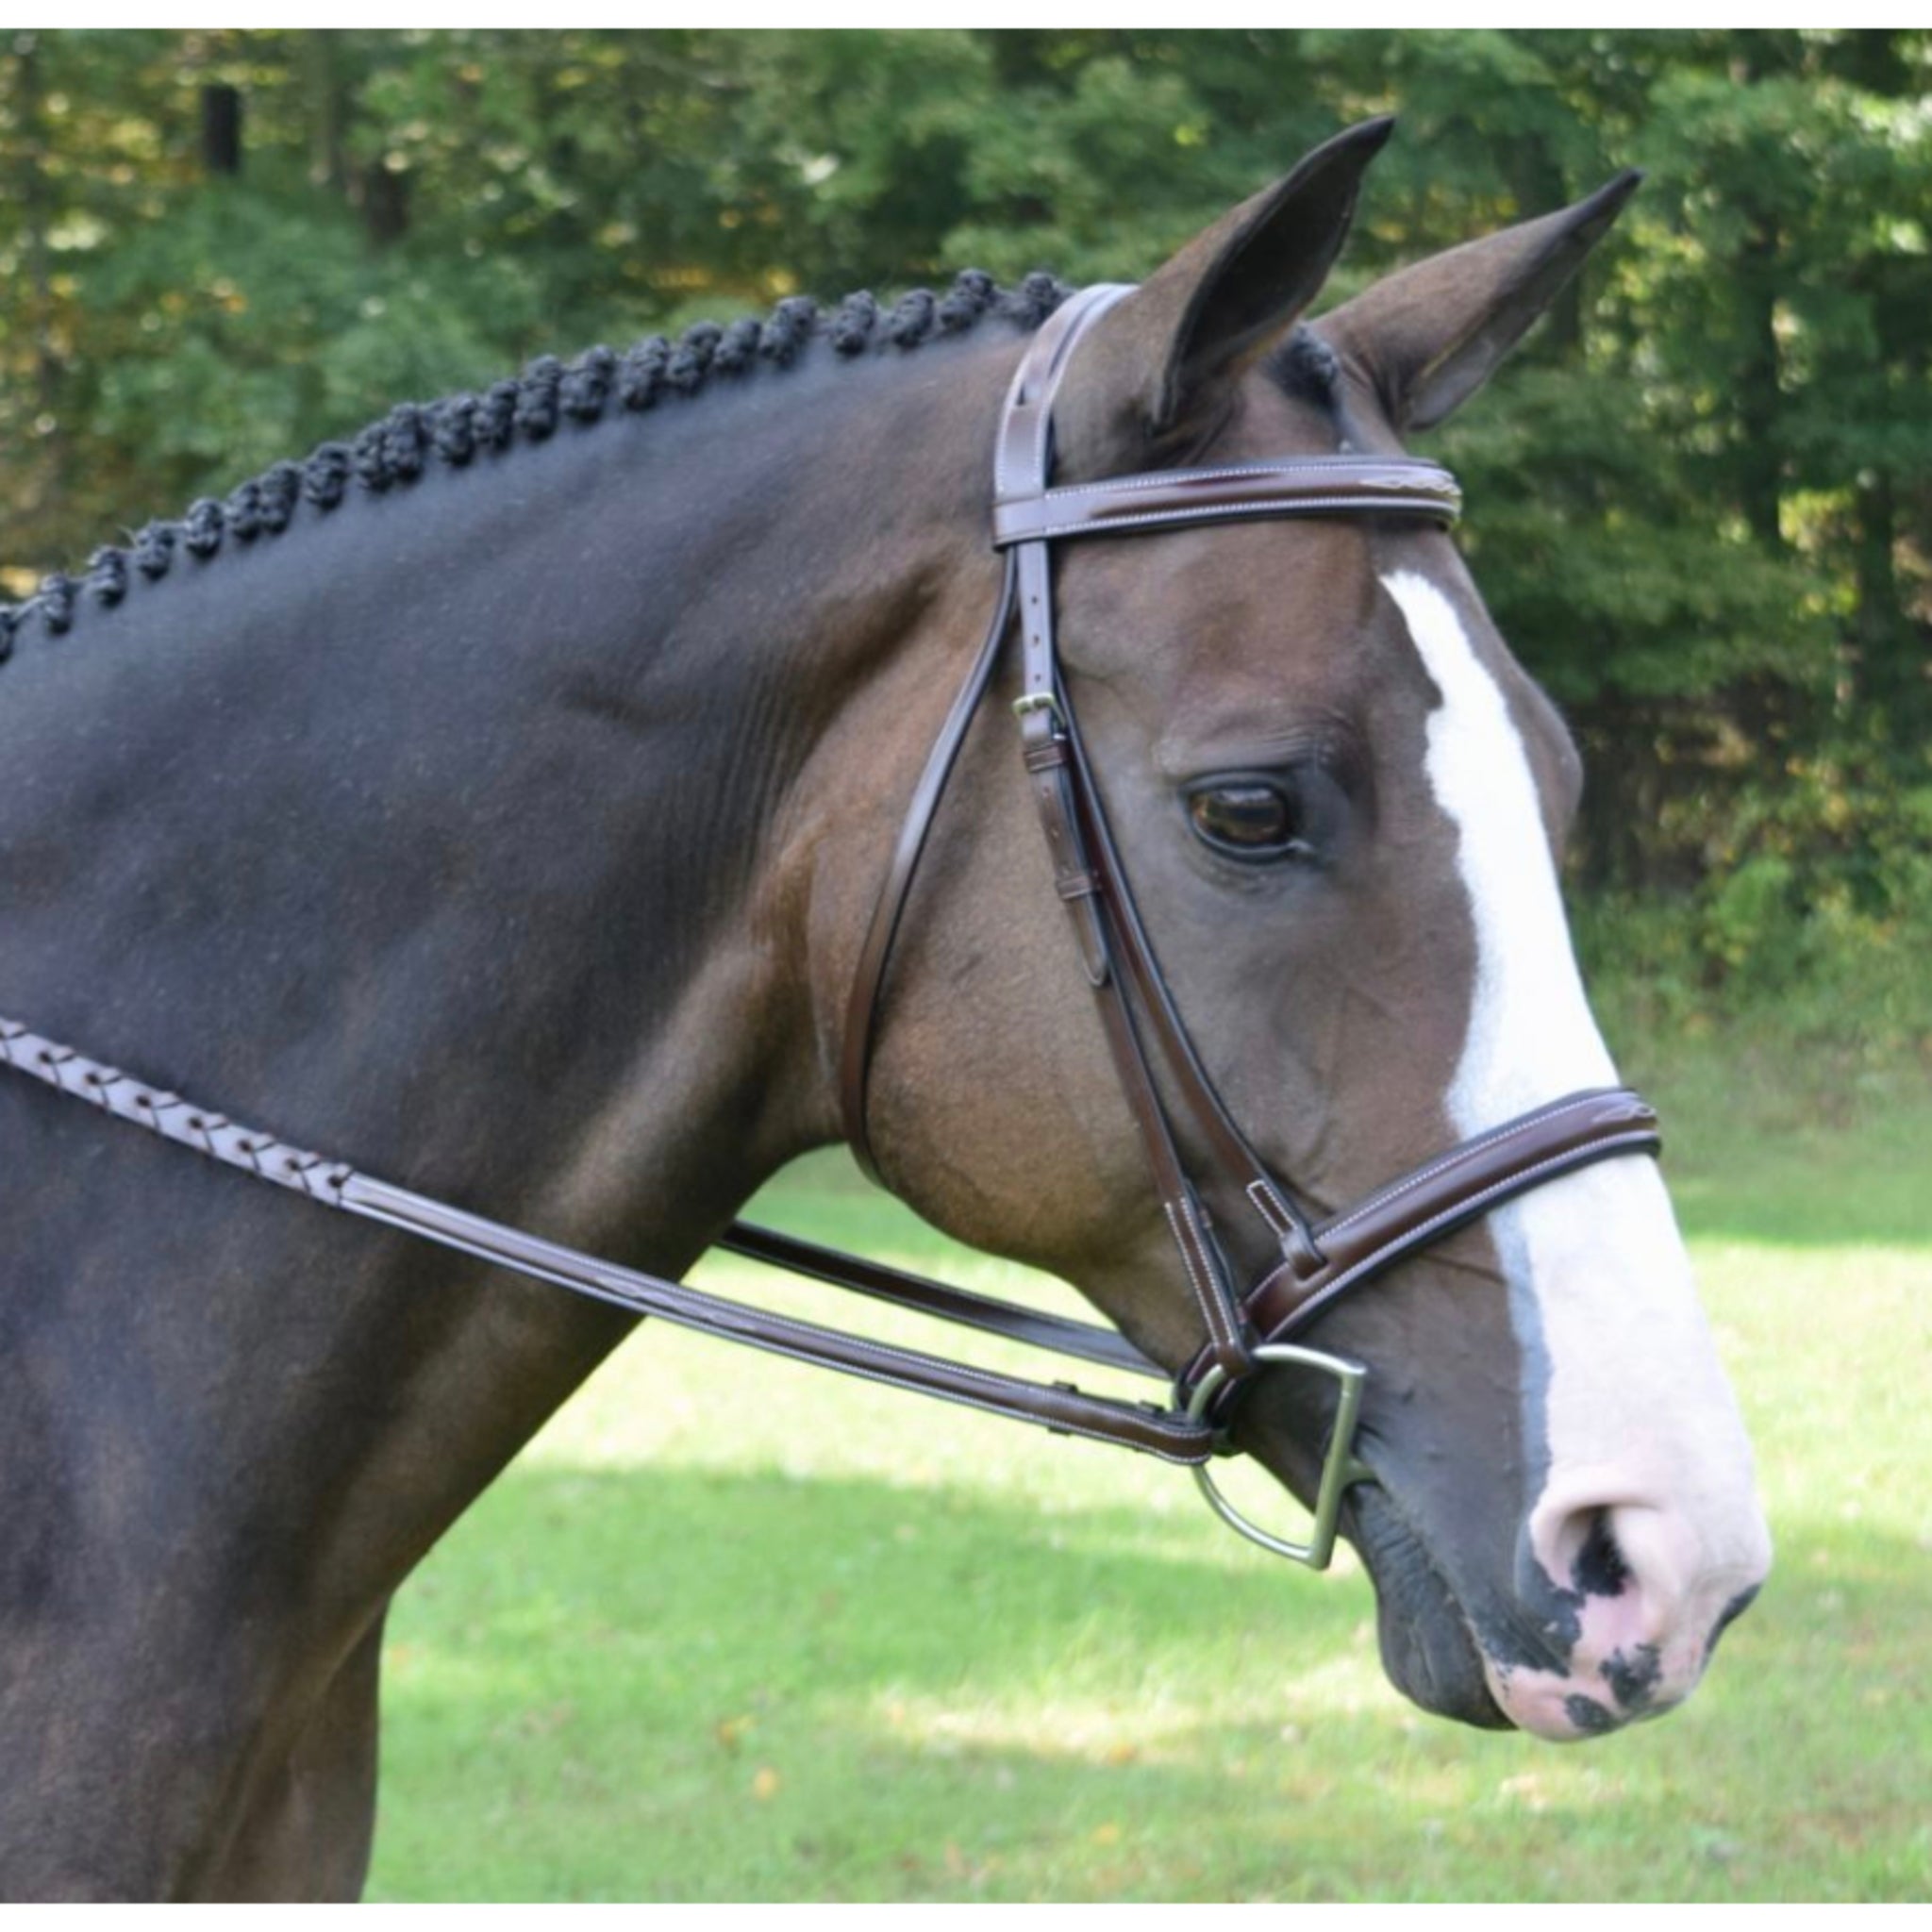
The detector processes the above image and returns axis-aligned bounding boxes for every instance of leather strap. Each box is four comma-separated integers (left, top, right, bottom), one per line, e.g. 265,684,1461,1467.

994,457,1462,547
0,1017,1209,1465
1180,1088,1663,1411
837,282,1134,1176
715,1220,1163,1379
1056,692,1324,1272
0,1012,1658,1462
839,552,1016,1181
998,291,1259,1379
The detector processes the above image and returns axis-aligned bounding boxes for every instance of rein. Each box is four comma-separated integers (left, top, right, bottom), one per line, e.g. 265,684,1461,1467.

0,287,1661,1564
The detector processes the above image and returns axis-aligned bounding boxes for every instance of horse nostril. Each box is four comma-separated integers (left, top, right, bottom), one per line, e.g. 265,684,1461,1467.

1507,1479,1770,1735
1574,1507,1631,1597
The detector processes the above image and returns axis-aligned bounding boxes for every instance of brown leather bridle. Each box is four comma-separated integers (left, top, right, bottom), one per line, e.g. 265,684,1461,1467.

0,284,1661,1565
835,283,1662,1558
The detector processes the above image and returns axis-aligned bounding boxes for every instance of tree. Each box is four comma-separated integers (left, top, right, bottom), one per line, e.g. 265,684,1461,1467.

4,29,1926,988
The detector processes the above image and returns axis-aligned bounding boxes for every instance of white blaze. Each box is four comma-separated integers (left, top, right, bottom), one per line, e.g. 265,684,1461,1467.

1381,568,1767,1724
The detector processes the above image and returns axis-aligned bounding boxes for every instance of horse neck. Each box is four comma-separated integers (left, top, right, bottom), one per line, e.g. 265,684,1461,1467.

0,332,1025,1723
0,331,1006,1269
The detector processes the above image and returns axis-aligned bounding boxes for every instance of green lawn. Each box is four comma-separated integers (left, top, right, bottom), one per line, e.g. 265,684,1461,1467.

366,1040,1932,1901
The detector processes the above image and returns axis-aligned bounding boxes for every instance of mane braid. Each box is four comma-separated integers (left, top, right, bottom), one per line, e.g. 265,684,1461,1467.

0,269,1073,661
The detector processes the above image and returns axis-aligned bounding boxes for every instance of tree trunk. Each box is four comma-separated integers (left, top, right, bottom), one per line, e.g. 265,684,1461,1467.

201,82,243,178
1851,469,1929,736
360,162,410,248
301,30,349,192
1734,219,1784,555
17,33,59,423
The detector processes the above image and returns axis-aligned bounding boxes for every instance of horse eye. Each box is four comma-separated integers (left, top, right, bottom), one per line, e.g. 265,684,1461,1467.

1186,780,1307,861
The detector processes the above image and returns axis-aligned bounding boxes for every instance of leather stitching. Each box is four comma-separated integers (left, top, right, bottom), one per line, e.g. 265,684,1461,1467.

1319,1091,1646,1239
1266,1139,1663,1339
998,494,1458,545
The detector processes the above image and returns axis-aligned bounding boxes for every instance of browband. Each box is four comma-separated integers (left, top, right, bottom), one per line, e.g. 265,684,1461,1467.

991,457,1462,547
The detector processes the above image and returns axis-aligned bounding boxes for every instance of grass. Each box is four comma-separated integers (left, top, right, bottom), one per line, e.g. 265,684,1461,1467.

364,1032,1932,1902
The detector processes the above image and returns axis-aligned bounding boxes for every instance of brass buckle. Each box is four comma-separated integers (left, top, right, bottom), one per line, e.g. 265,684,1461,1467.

1184,1343,1372,1569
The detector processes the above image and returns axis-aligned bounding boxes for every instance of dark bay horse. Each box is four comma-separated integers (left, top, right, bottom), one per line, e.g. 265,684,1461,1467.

0,123,1769,1898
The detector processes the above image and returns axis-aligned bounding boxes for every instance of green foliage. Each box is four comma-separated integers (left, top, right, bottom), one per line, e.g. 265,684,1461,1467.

75,184,530,507
2,29,1928,1014
1574,743,1932,1053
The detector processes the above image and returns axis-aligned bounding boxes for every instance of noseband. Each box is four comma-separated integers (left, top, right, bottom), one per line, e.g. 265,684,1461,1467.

0,285,1660,1567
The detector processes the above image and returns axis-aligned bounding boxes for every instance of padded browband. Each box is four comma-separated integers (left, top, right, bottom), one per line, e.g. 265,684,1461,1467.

993,457,1462,547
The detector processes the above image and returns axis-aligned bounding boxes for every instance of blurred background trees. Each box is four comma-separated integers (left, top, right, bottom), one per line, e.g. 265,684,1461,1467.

2,29,1926,1034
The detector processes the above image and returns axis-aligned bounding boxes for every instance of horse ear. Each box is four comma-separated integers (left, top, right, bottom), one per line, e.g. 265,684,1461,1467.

1069,117,1395,447
1314,171,1642,433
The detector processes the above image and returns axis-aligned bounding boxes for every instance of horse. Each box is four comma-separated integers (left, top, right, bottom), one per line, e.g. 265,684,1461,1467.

0,120,1770,1899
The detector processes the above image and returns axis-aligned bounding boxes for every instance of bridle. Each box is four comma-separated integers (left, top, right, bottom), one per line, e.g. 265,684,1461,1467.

0,285,1661,1567
837,283,1660,1558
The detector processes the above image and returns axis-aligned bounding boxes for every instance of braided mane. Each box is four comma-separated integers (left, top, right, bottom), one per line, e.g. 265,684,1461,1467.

0,270,1072,660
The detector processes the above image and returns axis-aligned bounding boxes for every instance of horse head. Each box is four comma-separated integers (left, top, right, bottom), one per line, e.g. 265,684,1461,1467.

847,122,1771,1739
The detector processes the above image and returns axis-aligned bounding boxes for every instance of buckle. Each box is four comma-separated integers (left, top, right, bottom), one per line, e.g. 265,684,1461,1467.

1012,691,1062,727
1183,1342,1372,1568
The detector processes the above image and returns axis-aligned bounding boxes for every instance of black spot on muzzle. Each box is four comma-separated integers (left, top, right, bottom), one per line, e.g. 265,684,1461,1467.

1573,1508,1630,1598
1602,1642,1664,1713
1563,1693,1617,1736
